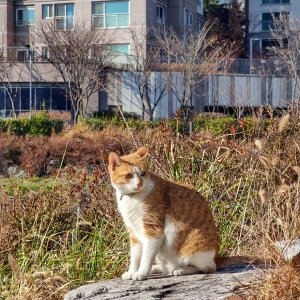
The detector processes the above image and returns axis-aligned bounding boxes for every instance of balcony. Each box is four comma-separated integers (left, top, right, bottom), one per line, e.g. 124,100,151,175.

16,20,35,26
92,13,129,28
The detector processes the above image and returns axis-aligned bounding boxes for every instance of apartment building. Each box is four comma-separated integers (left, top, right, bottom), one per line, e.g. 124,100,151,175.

0,0,203,58
247,0,299,59
0,0,203,117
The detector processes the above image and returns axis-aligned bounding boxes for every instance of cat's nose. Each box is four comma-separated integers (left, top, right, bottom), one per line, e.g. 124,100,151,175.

137,178,143,190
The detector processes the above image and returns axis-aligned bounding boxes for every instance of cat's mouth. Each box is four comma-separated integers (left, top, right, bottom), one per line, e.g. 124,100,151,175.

134,185,143,192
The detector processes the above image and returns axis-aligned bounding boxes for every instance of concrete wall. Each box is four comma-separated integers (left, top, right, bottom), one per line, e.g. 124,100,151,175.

0,0,14,51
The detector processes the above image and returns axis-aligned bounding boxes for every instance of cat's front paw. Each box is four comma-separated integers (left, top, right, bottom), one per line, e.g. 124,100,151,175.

121,271,133,280
132,271,148,281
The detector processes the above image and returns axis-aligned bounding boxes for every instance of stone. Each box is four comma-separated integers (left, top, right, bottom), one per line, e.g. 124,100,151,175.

7,165,28,178
275,239,300,261
46,159,61,175
64,265,263,300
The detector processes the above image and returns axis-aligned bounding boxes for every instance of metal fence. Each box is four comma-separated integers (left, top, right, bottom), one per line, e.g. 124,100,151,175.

220,58,288,76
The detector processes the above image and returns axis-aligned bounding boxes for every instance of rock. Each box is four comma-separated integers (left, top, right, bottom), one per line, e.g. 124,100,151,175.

275,239,300,261
64,265,263,300
7,165,28,178
46,159,61,175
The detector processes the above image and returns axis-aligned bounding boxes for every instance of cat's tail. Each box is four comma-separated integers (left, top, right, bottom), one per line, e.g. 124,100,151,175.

216,256,274,268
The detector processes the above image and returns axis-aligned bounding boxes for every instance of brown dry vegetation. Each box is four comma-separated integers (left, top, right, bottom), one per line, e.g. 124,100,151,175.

0,114,300,299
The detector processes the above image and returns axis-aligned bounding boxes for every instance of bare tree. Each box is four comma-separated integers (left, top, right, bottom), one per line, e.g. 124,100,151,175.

0,26,24,119
129,27,171,121
270,15,300,101
158,24,232,125
35,21,112,123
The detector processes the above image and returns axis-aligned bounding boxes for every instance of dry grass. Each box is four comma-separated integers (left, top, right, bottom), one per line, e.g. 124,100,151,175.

0,112,300,299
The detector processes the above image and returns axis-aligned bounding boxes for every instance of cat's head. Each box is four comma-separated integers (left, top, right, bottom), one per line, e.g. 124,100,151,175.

108,147,151,195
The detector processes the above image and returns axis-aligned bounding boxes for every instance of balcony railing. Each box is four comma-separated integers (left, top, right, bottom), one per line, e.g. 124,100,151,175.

92,13,129,28
16,20,35,26
54,17,74,30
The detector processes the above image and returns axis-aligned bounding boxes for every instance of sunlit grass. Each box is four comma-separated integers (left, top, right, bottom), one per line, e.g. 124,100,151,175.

0,113,300,299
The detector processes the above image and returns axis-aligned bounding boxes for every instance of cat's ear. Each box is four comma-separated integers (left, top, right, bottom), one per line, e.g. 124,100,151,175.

137,147,148,159
108,152,121,171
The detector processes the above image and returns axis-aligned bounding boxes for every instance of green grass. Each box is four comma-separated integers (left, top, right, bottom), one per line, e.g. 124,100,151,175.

0,177,59,196
0,113,299,299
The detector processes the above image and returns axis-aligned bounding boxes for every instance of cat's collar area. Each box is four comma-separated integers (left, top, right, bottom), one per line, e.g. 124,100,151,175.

118,191,143,200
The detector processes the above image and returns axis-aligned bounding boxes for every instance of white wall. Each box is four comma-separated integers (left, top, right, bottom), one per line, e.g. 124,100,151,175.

107,72,294,119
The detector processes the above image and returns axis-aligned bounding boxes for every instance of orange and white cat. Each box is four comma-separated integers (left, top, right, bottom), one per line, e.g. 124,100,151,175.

108,147,220,281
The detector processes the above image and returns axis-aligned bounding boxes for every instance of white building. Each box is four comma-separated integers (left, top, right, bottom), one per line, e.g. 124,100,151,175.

247,0,300,59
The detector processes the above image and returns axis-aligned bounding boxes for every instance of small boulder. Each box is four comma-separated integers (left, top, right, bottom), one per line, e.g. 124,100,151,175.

64,265,264,300
275,239,300,265
7,165,29,178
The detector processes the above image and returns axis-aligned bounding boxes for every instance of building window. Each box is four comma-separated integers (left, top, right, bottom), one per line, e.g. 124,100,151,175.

197,21,202,32
107,44,129,55
261,39,280,56
262,12,288,31
42,4,53,19
42,47,50,60
185,10,193,26
157,5,165,23
92,1,129,28
16,7,35,26
55,3,74,30
262,0,290,4
197,0,202,7
16,49,28,62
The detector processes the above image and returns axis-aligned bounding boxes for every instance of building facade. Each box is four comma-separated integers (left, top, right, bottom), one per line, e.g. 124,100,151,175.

0,0,203,117
0,0,203,59
247,0,300,59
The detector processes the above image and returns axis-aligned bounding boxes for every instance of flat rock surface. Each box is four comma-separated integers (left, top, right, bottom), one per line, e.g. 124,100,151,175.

64,265,263,300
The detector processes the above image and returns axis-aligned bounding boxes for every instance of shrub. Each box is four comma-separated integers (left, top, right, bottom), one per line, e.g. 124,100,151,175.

0,112,64,136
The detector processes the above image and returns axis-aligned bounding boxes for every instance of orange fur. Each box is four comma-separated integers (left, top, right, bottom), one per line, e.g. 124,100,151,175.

108,147,220,279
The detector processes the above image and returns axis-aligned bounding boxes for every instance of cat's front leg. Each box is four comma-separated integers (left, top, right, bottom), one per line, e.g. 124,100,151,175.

132,237,163,281
122,235,142,280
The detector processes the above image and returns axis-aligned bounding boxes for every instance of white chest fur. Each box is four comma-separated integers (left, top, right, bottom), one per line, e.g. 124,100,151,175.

116,191,146,241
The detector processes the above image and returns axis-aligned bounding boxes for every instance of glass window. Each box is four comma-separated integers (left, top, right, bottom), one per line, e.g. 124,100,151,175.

55,3,74,29
262,12,288,31
16,7,35,26
36,87,51,110
0,88,5,110
185,10,193,26
5,89,20,110
107,44,129,54
42,47,50,60
21,88,30,110
52,88,67,110
11,88,21,110
93,2,104,14
106,2,128,14
42,4,53,19
92,1,129,28
16,49,28,62
55,4,65,17
66,4,74,16
157,6,165,23
262,0,289,4
5,91,12,110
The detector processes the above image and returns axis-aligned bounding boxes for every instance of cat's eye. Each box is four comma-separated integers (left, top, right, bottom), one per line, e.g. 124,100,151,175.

141,171,146,177
125,173,133,179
